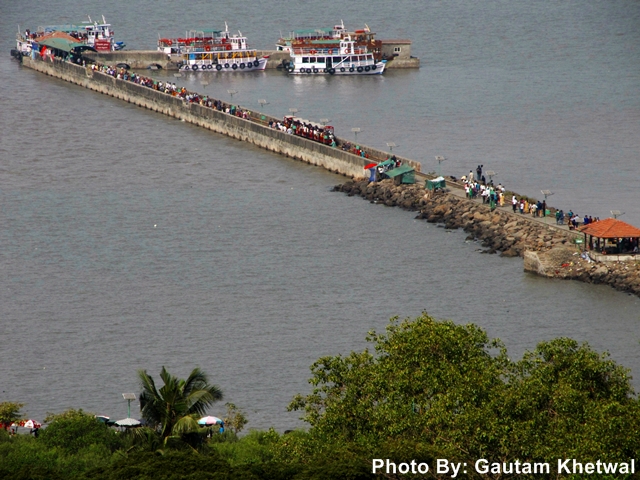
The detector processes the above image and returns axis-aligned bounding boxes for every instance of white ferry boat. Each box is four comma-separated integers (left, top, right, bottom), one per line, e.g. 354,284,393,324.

285,36,384,75
178,50,268,72
159,25,268,72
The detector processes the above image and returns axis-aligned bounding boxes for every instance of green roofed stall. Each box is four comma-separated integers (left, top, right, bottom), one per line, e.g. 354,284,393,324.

385,165,415,184
426,176,447,191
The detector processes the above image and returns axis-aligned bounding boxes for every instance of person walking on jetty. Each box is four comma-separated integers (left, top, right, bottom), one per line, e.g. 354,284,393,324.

476,164,483,182
512,195,518,213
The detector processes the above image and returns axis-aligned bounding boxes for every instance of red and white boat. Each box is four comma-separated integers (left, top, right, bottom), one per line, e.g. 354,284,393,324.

158,24,268,72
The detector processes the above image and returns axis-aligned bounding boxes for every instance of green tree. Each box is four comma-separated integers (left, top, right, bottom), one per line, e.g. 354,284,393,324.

0,402,24,428
223,403,248,435
289,313,640,476
138,366,223,448
40,409,123,454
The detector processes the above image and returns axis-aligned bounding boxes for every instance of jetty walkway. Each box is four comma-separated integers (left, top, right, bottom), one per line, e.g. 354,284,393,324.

17,54,640,297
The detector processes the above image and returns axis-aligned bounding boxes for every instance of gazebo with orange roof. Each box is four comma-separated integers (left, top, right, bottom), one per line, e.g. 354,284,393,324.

579,218,640,255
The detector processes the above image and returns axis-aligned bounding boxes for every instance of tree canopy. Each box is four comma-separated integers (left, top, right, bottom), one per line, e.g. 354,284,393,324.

138,366,224,448
289,313,640,472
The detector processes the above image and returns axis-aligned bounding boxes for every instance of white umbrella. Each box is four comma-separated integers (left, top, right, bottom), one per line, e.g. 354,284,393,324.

22,419,41,429
115,417,141,427
198,416,223,425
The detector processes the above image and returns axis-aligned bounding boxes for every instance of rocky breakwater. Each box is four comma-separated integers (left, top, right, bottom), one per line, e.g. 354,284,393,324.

333,179,640,297
524,248,640,296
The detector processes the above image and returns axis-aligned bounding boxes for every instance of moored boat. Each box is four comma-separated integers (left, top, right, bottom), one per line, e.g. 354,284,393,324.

159,25,268,72
12,16,124,58
284,36,384,75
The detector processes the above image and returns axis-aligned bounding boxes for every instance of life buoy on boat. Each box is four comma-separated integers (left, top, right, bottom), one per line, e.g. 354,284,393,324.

225,44,232,50
328,68,335,75
364,65,370,72
205,45,211,51
329,49,334,54
232,63,238,69
253,60,259,67
357,66,364,72
349,67,354,72
216,64,222,70
340,67,345,72
224,63,230,68
310,50,317,55
371,64,377,70
193,65,199,71
240,63,245,69
312,67,318,73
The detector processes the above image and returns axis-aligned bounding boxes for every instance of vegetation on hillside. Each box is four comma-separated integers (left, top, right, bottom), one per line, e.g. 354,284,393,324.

1,314,638,479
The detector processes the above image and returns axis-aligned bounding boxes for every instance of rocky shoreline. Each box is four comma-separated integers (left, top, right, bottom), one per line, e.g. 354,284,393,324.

334,179,640,297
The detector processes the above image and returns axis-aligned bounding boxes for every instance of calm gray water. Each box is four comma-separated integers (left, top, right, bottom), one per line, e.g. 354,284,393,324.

1,0,639,431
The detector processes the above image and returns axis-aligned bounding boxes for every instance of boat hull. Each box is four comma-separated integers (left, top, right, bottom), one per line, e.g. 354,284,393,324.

288,61,385,75
179,57,268,72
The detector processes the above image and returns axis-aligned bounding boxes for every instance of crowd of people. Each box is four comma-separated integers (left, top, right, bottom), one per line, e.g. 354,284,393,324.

459,166,603,229
270,117,338,147
90,64,254,118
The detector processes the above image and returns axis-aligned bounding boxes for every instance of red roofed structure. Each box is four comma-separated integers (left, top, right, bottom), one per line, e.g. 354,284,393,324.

579,218,640,238
579,218,640,256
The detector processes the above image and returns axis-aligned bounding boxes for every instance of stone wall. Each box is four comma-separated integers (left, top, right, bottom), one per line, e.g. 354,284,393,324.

21,56,421,178
334,179,640,296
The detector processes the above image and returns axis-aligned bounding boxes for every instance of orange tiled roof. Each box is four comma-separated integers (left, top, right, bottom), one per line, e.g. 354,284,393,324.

35,31,81,43
579,218,640,238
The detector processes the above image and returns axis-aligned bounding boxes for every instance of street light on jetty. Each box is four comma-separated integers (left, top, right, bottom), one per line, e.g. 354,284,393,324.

541,190,554,222
386,142,397,153
319,118,329,126
122,393,136,418
173,73,182,78
289,107,298,117
200,80,209,89
258,99,269,110
435,155,446,177
351,127,361,142
611,210,625,219
485,170,496,185
227,89,237,99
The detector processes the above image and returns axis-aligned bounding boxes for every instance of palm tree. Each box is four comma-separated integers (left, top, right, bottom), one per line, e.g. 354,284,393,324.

137,366,223,447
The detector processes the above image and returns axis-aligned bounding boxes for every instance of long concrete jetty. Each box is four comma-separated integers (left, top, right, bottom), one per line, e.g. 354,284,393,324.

18,55,640,298
20,55,420,178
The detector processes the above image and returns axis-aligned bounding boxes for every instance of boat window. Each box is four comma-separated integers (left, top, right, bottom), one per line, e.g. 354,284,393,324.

317,57,325,63
333,56,342,63
302,57,309,63
350,56,358,62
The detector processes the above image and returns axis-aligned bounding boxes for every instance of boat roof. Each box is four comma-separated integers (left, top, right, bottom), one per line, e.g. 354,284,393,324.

310,39,341,44
37,37,96,52
291,27,334,35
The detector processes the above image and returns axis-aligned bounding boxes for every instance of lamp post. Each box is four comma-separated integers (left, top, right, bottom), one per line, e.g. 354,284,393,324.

258,99,269,109
386,142,397,153
611,210,625,219
122,393,136,418
319,118,329,126
200,80,209,89
485,170,496,185
227,89,237,100
288,107,298,117
435,156,446,177
351,127,361,142
541,190,554,222
173,73,182,78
